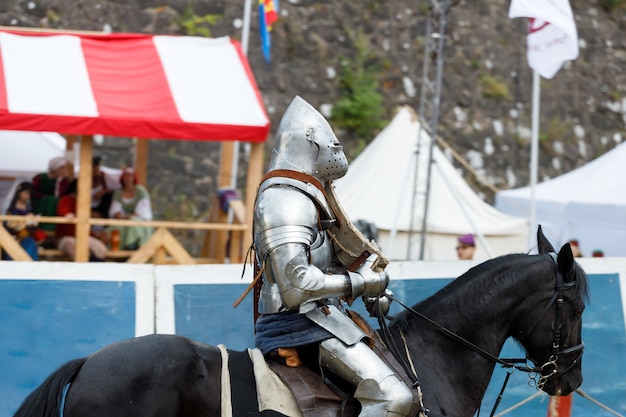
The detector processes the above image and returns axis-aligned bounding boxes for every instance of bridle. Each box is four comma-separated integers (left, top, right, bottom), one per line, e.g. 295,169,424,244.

375,252,585,416
516,252,585,390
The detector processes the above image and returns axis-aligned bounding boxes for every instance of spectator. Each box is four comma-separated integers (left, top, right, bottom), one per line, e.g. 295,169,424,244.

91,156,118,219
90,156,119,244
56,179,107,261
32,156,71,230
2,181,45,260
456,233,476,260
108,167,153,250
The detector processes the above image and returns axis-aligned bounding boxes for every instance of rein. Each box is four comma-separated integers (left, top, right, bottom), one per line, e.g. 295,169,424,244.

374,252,584,417
382,296,536,373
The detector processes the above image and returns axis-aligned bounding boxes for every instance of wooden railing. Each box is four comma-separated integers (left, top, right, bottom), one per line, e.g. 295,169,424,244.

0,134,264,264
0,202,248,264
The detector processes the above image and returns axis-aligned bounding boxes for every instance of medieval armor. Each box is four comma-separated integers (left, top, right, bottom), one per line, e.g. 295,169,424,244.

253,96,413,417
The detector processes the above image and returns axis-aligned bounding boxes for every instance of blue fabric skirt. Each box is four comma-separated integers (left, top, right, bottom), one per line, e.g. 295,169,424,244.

255,310,333,354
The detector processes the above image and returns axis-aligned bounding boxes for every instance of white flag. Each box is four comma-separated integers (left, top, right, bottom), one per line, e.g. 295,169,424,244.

509,0,579,79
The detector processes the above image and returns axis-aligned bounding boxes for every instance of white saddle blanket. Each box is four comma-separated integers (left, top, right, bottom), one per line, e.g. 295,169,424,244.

217,344,303,417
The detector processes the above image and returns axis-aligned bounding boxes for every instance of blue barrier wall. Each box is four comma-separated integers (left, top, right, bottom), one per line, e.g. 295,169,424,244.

0,263,154,417
0,280,136,410
165,271,626,417
1,259,625,417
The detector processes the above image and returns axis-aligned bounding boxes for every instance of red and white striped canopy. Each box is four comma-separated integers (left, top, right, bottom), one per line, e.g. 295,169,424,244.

0,29,270,142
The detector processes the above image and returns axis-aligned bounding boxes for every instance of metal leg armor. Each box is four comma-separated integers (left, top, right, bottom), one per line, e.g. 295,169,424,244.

319,338,413,417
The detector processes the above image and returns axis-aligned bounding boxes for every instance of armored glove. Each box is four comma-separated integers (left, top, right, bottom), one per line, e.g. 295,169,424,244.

346,254,389,299
363,289,394,318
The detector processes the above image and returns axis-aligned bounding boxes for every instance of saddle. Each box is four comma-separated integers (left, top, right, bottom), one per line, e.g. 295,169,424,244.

255,310,421,417
265,356,360,417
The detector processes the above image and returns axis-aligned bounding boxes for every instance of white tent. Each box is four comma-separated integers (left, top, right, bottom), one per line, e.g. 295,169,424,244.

495,141,626,257
0,130,66,178
334,106,529,261
0,130,66,213
0,131,121,213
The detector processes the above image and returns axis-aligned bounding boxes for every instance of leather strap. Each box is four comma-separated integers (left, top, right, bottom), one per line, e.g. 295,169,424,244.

261,169,326,196
260,169,340,226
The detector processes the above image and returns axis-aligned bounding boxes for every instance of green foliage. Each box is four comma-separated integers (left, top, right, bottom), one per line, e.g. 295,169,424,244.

46,9,60,23
538,118,572,152
545,117,571,142
178,7,220,37
331,33,386,143
609,90,622,101
419,4,431,14
599,0,626,11
480,75,510,100
366,0,384,13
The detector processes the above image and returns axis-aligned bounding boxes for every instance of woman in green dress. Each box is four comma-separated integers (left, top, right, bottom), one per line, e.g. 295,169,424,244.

108,167,153,250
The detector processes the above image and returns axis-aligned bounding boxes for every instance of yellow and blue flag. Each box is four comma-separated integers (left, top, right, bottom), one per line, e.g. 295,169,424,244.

259,0,279,62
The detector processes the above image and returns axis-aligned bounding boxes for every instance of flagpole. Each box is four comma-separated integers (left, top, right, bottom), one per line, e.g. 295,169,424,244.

241,0,252,55
234,0,253,183
230,0,253,194
529,69,540,249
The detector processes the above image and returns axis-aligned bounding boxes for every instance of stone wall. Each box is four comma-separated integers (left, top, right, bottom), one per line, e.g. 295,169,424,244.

1,0,624,254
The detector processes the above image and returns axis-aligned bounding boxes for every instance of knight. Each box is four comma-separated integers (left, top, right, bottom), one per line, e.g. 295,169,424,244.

253,96,414,417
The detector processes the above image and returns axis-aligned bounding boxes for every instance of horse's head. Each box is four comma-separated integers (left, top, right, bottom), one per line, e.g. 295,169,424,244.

516,226,588,396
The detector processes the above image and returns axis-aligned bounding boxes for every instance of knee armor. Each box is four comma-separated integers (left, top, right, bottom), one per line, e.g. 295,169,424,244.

320,338,413,417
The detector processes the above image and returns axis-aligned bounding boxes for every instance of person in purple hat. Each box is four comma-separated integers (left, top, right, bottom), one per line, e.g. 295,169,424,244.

456,233,476,260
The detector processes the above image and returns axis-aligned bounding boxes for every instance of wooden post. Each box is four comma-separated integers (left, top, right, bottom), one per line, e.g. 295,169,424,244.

219,142,236,188
127,227,195,264
65,135,77,180
75,135,93,262
210,142,236,262
247,142,265,326
244,142,264,251
203,141,263,263
0,226,32,261
134,138,149,186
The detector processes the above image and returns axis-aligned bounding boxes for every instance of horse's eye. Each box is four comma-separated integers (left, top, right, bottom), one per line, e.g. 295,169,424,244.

572,309,583,319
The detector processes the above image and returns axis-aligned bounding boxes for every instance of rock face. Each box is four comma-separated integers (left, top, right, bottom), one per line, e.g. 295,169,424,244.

1,0,624,254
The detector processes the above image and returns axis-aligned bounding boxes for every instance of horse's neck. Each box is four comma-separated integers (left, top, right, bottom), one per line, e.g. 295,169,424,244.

399,266,535,415
422,272,524,349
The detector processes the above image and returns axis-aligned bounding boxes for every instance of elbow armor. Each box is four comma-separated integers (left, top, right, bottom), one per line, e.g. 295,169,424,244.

255,187,351,313
272,247,352,311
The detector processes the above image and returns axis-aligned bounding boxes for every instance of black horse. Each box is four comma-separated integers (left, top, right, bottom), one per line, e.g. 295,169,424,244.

13,227,588,417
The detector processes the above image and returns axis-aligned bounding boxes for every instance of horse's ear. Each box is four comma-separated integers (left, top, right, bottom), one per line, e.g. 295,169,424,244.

537,225,555,254
557,243,576,281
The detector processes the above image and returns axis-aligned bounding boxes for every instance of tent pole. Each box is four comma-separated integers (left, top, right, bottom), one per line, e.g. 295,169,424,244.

134,138,149,186
65,135,77,180
216,142,236,262
75,135,93,262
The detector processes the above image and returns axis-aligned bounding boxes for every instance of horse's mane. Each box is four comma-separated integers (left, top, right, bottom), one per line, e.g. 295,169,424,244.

406,253,530,309
389,251,589,332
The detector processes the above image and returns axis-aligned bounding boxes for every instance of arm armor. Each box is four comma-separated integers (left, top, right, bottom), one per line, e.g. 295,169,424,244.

268,243,352,310
255,187,354,310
